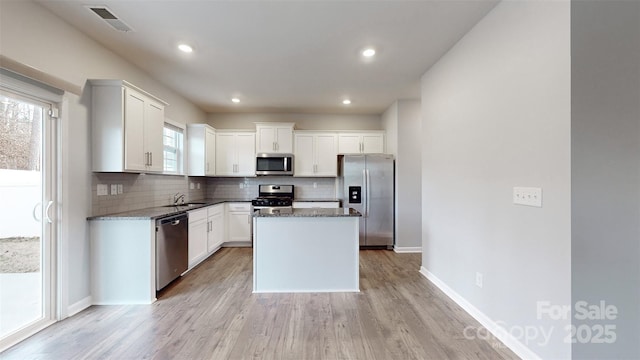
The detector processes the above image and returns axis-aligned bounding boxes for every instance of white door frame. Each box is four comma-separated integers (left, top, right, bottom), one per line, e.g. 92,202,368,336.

0,71,63,352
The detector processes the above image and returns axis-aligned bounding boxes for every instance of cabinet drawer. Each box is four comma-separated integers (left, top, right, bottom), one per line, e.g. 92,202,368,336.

227,203,251,212
208,204,224,216
188,208,207,223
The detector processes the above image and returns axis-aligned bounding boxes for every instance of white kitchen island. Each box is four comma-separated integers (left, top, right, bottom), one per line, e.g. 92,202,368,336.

252,207,361,293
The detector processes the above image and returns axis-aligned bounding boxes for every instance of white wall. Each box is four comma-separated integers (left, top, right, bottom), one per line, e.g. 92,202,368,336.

0,1,207,313
208,112,381,130
571,1,640,358
420,1,570,359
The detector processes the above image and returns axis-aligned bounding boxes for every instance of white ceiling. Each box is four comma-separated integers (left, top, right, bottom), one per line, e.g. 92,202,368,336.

37,0,498,115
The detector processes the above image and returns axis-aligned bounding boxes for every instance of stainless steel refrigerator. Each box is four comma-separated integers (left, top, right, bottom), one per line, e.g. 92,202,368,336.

339,154,394,248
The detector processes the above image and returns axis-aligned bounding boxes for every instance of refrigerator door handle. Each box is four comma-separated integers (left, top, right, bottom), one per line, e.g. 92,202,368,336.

366,169,371,218
362,169,367,217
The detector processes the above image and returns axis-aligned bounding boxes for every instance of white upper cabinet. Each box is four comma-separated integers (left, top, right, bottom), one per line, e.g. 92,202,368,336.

215,131,256,176
294,132,338,177
338,131,385,154
187,124,216,176
90,80,167,173
255,123,294,153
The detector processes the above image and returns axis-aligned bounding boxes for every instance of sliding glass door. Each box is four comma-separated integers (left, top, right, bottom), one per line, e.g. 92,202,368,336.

0,90,57,349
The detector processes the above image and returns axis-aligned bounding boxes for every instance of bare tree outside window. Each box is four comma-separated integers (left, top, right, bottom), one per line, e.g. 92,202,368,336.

0,97,42,171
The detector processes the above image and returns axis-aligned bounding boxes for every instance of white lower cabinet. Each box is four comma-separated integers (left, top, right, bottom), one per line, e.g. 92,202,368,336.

90,219,156,304
188,204,227,269
188,208,208,269
207,204,225,253
225,202,252,246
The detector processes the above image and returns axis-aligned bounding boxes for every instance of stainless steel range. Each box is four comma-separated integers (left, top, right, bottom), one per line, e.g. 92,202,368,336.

251,184,294,211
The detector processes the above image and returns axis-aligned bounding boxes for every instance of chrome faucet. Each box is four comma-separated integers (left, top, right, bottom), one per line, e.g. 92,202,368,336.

173,193,185,206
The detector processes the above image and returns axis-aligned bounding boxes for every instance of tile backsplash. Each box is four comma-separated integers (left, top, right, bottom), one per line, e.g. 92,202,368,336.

92,173,338,216
91,173,206,216
207,177,337,200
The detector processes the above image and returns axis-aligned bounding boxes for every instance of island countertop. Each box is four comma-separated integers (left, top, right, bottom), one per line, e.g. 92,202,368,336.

253,207,361,217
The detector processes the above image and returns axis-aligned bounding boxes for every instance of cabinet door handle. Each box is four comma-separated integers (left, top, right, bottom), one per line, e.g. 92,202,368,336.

276,142,279,151
150,152,153,166
206,162,209,172
247,214,251,224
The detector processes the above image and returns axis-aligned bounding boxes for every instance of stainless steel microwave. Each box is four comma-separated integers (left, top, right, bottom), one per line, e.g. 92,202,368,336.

255,153,294,176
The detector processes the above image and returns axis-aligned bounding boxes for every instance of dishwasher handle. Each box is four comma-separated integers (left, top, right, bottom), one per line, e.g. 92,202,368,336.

157,213,188,226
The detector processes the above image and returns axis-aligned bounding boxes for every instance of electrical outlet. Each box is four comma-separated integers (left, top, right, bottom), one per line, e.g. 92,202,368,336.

110,184,118,195
97,184,108,196
476,272,483,288
197,183,200,190
513,187,542,207
313,182,317,189
117,184,123,194
190,182,195,190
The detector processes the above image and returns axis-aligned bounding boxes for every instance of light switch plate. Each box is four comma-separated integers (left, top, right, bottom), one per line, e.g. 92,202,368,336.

189,182,195,190
513,187,542,207
97,184,108,196
117,184,123,194
110,184,118,195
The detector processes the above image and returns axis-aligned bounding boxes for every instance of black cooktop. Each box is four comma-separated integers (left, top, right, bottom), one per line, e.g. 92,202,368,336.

251,196,293,207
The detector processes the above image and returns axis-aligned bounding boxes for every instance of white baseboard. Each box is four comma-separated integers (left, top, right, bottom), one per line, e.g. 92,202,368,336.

393,246,422,253
67,296,92,317
419,266,540,360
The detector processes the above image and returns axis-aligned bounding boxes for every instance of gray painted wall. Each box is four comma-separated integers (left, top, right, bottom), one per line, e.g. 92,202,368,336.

381,102,399,246
383,100,422,250
0,1,207,313
397,100,421,249
571,1,640,358
208,112,382,130
420,1,570,358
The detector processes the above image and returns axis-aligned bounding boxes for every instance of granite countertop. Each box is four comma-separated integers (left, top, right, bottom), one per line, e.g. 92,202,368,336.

253,207,361,218
292,199,341,202
88,198,251,220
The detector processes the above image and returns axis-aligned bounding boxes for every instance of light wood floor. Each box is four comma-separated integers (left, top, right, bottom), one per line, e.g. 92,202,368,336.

2,248,518,359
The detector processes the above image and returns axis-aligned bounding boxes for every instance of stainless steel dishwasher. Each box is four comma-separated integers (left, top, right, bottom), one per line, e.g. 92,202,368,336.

156,213,188,290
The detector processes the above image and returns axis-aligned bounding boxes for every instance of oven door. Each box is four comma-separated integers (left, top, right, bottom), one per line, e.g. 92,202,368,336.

255,153,294,176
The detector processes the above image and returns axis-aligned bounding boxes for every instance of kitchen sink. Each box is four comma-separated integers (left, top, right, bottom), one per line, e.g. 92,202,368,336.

163,202,207,208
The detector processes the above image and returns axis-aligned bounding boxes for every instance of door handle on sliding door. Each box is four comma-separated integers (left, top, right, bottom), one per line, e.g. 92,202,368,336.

45,200,54,223
33,202,42,222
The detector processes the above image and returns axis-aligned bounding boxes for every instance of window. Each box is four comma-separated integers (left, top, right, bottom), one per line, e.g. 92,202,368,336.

163,122,184,174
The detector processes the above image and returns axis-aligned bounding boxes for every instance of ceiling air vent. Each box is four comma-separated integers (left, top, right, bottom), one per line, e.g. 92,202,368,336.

87,6,134,32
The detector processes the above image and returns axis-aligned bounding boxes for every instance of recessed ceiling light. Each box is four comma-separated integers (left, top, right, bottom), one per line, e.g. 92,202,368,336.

342,99,351,105
362,48,376,57
178,44,193,53
231,98,240,103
